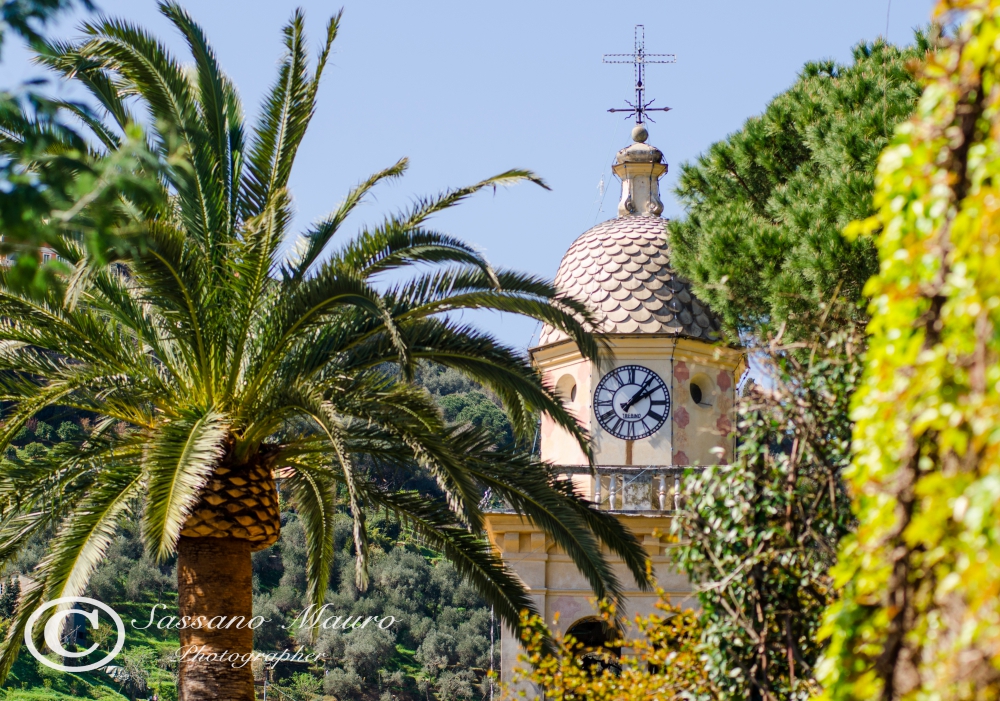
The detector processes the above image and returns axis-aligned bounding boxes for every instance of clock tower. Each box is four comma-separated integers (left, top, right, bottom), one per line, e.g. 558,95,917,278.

486,124,745,686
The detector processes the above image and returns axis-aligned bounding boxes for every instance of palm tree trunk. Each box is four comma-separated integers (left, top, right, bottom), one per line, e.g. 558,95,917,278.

177,536,254,701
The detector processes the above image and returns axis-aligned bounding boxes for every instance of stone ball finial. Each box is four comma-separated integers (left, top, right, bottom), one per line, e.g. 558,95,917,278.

632,124,649,143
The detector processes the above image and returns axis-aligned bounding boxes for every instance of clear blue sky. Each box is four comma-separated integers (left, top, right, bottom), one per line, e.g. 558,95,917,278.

6,0,935,349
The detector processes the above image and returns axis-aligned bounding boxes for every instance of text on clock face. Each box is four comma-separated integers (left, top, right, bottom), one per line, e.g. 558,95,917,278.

593,364,670,440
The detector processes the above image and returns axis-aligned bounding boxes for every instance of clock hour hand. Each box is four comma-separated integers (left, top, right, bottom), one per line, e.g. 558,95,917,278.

622,385,658,412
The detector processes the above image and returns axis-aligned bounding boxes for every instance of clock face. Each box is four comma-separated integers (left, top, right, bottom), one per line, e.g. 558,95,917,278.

593,364,670,440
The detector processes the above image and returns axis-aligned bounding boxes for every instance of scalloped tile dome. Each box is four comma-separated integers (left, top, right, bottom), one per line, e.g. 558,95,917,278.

538,216,721,346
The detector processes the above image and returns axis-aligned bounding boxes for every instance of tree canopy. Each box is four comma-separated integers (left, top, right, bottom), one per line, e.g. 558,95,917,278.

662,30,932,701
669,36,927,341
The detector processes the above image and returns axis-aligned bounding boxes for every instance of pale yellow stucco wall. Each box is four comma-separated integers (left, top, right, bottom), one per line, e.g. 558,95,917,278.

488,333,745,689
534,334,744,475
485,512,693,687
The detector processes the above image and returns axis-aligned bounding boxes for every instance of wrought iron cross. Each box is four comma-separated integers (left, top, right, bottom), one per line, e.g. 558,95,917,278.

603,25,675,124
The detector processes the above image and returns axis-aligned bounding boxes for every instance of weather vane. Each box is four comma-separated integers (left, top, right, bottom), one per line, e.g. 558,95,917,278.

603,25,675,124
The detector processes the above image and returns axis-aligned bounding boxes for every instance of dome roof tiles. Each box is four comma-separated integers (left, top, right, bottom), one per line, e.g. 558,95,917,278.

538,216,722,346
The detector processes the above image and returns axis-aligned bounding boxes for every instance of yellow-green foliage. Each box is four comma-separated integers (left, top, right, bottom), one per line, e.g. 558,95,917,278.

506,592,718,701
819,1,1000,698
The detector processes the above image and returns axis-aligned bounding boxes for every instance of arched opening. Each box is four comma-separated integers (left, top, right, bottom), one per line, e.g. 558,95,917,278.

565,617,621,676
555,373,578,405
689,373,714,408
690,381,703,405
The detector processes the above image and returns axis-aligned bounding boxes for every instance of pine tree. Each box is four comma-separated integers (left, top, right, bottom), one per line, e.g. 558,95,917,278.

665,32,934,701
669,36,928,341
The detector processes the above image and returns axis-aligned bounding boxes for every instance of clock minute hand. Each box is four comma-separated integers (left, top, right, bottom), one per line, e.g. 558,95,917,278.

623,385,658,412
620,377,654,412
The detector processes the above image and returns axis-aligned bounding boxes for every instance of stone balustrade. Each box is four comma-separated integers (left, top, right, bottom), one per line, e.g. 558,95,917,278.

565,465,699,512
483,465,703,514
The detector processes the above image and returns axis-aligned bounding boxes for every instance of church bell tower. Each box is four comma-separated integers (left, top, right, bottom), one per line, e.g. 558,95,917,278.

485,25,745,688
485,121,745,685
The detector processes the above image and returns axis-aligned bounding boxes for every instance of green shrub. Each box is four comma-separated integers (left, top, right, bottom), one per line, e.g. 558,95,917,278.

32,422,53,442
56,422,83,442
15,443,47,460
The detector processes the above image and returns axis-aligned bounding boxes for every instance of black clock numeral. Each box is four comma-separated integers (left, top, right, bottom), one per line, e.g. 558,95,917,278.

611,418,624,436
648,411,663,423
650,399,666,406
599,409,615,424
626,366,636,384
626,421,636,438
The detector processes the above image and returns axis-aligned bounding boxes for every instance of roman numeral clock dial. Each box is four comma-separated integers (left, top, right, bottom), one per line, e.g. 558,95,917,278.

593,364,670,440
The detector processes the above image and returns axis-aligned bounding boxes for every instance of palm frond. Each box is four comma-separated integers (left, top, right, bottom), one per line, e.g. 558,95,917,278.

74,16,226,249
284,463,337,611
141,410,229,560
240,267,404,406
332,225,497,284
358,487,540,636
239,10,338,219
457,434,653,615
398,170,549,229
160,1,245,231
39,463,144,601
283,157,409,282
34,38,137,132
279,384,371,589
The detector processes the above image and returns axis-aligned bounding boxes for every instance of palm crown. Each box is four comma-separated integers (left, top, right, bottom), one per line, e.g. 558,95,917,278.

0,2,649,685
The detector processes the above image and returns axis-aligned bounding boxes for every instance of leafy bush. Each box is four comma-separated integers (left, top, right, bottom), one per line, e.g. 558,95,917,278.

251,594,287,650
416,364,477,397
438,392,513,448
323,667,364,698
343,626,396,681
0,575,20,619
281,671,321,701
32,421,53,442
511,595,714,700
86,566,124,604
16,442,47,460
56,421,84,442
435,669,479,701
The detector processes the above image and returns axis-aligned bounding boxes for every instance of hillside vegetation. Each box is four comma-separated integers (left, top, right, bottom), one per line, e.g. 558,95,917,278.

0,365,513,701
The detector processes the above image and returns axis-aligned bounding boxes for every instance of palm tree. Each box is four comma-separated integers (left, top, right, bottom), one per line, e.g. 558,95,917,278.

0,5,650,700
